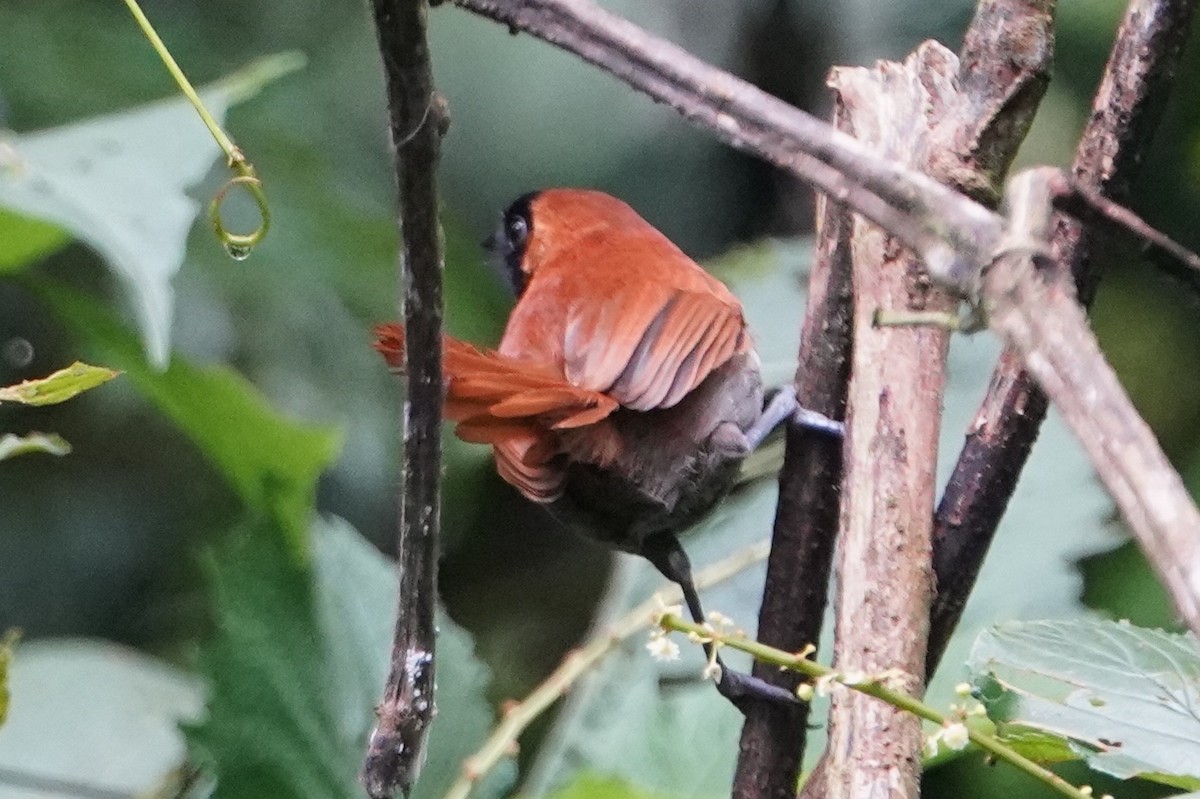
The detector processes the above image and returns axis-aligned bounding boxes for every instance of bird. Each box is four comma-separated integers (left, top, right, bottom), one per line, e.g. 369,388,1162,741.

375,188,842,711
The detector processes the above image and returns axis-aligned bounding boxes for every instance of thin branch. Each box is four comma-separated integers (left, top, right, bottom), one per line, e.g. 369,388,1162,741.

443,541,771,799
362,1,449,797
1052,180,1200,290
732,156,854,797
659,615,1093,799
927,0,1199,674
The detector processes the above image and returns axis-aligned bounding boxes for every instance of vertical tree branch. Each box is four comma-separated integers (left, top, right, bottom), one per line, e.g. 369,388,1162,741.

775,6,1052,798
820,47,964,799
820,6,1052,796
927,0,1198,674
362,1,449,797
732,180,854,799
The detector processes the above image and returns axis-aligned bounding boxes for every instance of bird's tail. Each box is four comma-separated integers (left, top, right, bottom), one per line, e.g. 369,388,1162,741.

373,323,620,501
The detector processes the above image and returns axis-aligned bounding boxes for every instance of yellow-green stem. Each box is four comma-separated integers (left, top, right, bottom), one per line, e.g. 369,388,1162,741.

440,542,770,799
121,0,238,160
121,0,270,250
659,615,1091,799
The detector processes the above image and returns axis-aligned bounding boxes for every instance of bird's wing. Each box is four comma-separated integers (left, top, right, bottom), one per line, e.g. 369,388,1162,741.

561,280,749,411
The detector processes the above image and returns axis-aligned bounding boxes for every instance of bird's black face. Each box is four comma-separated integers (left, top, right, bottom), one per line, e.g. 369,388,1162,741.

484,191,538,297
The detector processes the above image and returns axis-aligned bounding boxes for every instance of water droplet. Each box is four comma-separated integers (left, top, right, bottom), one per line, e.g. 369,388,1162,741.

225,242,252,261
414,699,429,713
3,337,34,368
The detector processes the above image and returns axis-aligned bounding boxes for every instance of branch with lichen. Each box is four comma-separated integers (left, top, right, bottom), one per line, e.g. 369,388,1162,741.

655,613,1102,799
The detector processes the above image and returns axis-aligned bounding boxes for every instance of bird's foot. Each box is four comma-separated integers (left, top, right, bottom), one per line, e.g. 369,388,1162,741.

739,385,844,452
715,666,803,715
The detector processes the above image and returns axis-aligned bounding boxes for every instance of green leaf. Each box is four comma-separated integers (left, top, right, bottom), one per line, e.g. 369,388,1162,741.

0,431,72,460
0,630,17,728
0,209,70,272
524,239,1115,796
1080,540,1180,632
187,515,511,799
41,280,340,547
0,360,119,406
969,619,1200,789
0,638,203,794
0,52,303,367
537,773,684,799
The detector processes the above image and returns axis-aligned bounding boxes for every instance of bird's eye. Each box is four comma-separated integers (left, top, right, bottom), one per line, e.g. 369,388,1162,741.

506,215,529,248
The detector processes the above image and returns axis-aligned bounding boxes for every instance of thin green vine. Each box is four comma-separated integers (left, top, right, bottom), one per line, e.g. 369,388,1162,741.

657,614,1102,799
121,0,270,258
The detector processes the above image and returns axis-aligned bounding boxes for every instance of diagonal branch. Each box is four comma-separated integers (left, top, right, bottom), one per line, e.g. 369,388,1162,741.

983,169,1200,632
927,0,1199,675
450,0,1006,277
362,1,449,797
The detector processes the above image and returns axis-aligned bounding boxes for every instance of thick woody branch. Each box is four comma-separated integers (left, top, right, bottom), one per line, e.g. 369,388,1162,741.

927,0,1199,674
362,1,449,797
816,5,1052,799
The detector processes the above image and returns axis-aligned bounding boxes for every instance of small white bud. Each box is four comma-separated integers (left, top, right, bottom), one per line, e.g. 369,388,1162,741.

941,722,970,751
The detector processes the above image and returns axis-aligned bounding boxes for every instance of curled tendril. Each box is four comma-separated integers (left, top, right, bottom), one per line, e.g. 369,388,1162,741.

209,170,270,256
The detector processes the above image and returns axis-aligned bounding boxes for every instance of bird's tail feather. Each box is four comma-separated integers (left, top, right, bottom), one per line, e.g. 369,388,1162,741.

373,323,621,502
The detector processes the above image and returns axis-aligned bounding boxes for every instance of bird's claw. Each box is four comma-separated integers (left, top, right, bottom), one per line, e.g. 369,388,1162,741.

716,667,803,715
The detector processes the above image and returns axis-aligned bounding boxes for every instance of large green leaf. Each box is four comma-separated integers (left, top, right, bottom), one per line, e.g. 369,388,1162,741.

0,639,203,795
187,514,512,799
0,209,70,273
538,773,685,799
969,619,1200,789
0,53,302,366
40,281,340,547
523,239,1115,796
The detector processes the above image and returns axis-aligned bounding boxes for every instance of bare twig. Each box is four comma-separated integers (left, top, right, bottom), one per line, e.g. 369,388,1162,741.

927,0,1199,673
1051,180,1200,289
362,1,449,797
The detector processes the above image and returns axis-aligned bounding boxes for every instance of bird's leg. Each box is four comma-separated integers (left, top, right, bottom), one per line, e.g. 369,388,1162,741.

739,385,844,452
641,533,800,713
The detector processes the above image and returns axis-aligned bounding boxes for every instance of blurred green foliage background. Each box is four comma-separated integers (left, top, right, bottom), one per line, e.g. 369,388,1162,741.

0,0,1198,797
